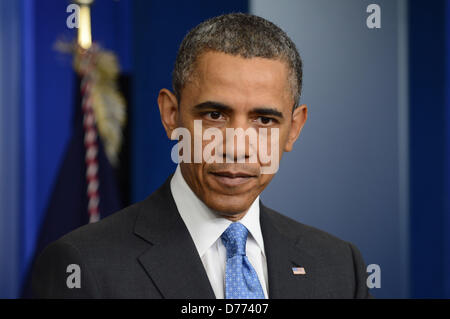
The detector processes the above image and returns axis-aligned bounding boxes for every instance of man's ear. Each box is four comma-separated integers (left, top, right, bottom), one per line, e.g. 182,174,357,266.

284,104,307,152
157,88,179,139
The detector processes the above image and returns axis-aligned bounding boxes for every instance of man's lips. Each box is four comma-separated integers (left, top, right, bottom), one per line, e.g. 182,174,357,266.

211,171,256,178
209,171,257,187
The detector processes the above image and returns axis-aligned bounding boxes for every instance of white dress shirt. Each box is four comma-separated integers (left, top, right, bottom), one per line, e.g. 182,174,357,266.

170,165,269,299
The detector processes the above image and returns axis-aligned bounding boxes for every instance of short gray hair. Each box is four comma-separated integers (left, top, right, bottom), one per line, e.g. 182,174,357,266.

172,13,303,107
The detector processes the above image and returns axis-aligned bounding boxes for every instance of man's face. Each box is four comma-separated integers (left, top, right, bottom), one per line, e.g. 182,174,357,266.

158,51,307,220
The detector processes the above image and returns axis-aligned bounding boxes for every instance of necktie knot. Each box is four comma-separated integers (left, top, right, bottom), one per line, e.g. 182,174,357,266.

221,222,248,258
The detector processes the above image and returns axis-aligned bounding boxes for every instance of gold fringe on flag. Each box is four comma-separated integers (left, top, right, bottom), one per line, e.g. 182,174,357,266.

73,46,127,167
55,45,127,167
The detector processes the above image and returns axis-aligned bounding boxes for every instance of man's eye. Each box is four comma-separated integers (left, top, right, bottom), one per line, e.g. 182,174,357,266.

257,116,275,125
206,111,223,120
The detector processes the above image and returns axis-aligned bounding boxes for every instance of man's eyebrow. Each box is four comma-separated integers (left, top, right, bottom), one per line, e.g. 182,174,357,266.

193,101,232,112
251,107,284,119
193,101,284,119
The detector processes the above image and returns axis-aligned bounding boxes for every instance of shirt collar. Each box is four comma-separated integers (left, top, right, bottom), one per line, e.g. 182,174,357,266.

170,165,265,257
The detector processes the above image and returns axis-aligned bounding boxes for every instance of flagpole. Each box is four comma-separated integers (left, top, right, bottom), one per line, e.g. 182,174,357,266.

71,0,126,223
74,0,101,223
76,0,93,50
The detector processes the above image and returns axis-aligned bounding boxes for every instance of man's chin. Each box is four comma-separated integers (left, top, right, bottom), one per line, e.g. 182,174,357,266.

203,194,255,216
205,172,259,196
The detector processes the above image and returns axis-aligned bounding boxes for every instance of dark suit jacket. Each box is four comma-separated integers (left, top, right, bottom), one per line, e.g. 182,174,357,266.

32,175,371,298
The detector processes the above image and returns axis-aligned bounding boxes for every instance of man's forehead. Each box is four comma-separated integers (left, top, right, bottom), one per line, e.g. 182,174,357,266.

185,51,292,108
196,51,288,81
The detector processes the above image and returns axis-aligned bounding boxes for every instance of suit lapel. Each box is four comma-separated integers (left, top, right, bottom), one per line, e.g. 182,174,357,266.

260,203,317,298
134,177,215,299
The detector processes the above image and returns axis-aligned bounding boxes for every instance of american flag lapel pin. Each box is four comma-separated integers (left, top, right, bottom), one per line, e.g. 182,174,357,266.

292,267,306,275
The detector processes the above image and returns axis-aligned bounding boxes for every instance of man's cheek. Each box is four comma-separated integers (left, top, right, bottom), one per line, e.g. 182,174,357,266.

258,173,276,191
258,127,280,175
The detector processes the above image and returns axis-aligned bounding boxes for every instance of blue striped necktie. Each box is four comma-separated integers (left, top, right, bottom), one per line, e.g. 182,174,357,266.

221,222,265,299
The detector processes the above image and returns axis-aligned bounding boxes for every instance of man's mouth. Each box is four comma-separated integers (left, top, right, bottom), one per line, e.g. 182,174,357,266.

209,171,257,187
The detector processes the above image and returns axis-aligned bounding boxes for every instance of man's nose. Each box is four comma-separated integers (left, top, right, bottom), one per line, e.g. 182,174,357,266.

222,118,257,163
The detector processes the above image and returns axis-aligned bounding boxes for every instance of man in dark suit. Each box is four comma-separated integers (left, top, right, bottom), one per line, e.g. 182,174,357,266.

33,13,371,299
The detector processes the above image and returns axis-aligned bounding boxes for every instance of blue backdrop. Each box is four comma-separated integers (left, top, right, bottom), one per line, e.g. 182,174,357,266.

408,0,450,298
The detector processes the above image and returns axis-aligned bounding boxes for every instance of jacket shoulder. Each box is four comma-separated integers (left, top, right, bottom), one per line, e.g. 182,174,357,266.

262,204,352,251
32,201,149,298
262,204,371,298
57,201,142,248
